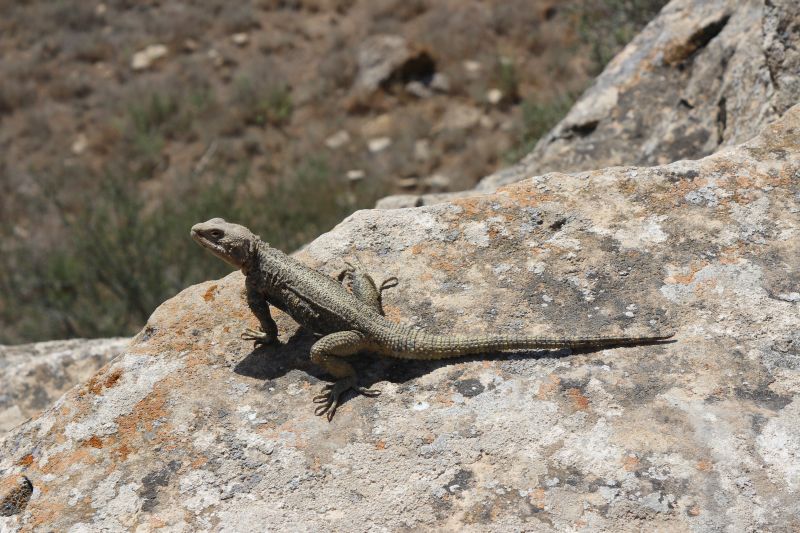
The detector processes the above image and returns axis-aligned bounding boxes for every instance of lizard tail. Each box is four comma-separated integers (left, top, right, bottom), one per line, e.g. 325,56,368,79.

389,330,675,360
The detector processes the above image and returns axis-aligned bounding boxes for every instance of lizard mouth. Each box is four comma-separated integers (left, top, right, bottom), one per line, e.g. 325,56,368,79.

191,228,223,255
191,228,242,268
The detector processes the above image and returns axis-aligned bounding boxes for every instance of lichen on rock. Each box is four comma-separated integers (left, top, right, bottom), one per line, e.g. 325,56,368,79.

1,96,798,530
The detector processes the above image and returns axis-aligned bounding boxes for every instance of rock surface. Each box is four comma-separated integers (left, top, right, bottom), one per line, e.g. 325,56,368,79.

381,0,800,208
494,0,800,186
0,338,129,437
1,101,798,530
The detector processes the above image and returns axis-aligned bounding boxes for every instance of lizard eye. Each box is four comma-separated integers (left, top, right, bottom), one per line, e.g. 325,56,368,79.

210,230,223,239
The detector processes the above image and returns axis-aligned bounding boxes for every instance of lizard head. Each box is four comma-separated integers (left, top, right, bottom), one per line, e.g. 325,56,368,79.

191,218,259,270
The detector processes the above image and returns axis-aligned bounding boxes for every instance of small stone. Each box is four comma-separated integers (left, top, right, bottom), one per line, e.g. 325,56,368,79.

425,174,451,191
207,48,224,68
131,44,168,70
183,39,199,53
406,81,432,98
397,176,419,189
368,137,392,153
231,33,249,46
463,60,482,74
414,139,431,161
430,72,450,93
361,114,393,138
487,89,503,105
325,130,351,149
436,104,481,131
355,34,410,91
71,134,88,155
346,170,365,182
95,3,106,15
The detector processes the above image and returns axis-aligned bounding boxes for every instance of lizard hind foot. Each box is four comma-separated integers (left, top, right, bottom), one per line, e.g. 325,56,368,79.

312,379,381,421
240,327,278,346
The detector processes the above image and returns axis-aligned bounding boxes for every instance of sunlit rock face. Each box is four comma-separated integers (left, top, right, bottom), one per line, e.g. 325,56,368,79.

1,102,798,531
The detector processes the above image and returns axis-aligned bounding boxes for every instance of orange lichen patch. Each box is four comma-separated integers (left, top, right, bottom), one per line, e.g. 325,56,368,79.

615,177,640,196
688,505,702,516
665,261,708,284
433,390,455,407
382,304,403,322
84,374,105,396
537,374,561,399
670,175,710,199
529,488,546,510
375,440,386,450
719,246,742,265
622,455,640,472
696,459,713,472
497,183,556,208
190,456,208,468
28,501,67,530
566,388,589,410
0,476,21,494
104,368,123,389
113,443,132,462
410,244,424,255
693,278,718,296
203,284,218,302
112,376,173,457
84,435,104,449
17,454,34,467
39,446,97,475
81,364,125,396
149,516,168,529
451,196,490,219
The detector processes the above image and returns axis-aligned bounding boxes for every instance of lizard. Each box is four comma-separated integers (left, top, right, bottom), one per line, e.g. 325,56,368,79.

191,218,674,420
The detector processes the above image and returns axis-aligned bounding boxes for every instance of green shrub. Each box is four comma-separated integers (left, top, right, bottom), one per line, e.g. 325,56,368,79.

575,0,669,75
233,76,293,128
0,155,387,343
505,94,575,163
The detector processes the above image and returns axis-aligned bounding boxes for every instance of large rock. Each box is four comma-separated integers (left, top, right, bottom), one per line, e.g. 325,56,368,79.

0,338,129,437
381,0,800,209
1,106,799,531
487,0,800,189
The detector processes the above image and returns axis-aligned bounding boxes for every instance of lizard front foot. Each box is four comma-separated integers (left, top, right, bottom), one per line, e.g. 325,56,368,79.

241,327,278,347
312,378,381,421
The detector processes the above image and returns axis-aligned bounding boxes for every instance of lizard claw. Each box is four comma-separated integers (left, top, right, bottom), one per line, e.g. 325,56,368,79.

312,379,381,421
241,327,278,346
356,386,381,397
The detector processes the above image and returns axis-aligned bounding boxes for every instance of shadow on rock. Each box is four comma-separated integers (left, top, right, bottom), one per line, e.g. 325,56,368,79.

233,333,673,412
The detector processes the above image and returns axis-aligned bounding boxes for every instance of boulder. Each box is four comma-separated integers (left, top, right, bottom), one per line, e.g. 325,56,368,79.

1,102,798,530
0,338,129,438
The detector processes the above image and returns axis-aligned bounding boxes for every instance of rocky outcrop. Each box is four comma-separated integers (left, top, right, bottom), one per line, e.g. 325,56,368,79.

486,0,799,188
0,338,128,437
1,102,798,530
382,0,800,209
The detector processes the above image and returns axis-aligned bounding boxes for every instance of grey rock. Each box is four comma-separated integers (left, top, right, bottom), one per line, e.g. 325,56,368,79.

0,338,128,437
481,0,800,190
354,34,411,92
1,103,798,532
